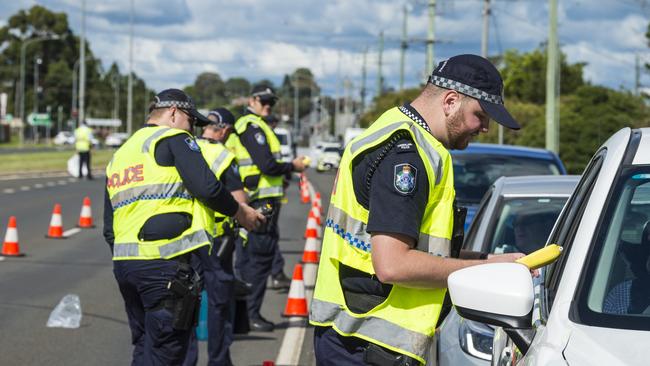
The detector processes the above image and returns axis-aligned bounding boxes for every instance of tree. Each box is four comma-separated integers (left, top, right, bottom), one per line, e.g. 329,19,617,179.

499,48,586,104
359,87,421,127
224,77,250,99
187,72,227,109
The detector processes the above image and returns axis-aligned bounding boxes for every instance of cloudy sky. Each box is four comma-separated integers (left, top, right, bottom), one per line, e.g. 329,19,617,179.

2,0,649,99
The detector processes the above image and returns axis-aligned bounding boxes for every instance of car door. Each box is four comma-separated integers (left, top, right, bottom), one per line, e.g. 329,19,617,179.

492,149,607,366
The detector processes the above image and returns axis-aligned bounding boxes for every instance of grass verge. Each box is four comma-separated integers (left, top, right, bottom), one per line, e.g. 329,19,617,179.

1,149,114,175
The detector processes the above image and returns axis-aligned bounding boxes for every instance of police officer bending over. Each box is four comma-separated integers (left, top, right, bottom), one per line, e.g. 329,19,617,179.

310,55,527,366
103,89,264,365
184,107,244,366
225,84,306,332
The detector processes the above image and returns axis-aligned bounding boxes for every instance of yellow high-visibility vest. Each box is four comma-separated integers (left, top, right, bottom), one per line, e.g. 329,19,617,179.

106,126,213,260
309,107,455,364
225,114,284,201
75,125,92,152
197,138,237,237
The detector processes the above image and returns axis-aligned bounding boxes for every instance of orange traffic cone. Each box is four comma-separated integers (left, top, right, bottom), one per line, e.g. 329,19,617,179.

282,264,308,317
2,216,24,257
46,203,65,239
302,236,320,264
301,182,311,204
77,197,95,228
304,215,321,239
312,192,323,214
309,205,322,226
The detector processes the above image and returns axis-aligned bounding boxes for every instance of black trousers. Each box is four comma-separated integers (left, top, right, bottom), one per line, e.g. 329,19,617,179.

78,151,92,179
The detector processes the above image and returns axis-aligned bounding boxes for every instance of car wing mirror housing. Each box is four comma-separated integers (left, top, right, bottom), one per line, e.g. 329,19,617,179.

448,263,534,329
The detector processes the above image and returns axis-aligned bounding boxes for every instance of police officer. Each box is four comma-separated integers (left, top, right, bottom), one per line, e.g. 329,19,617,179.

309,55,526,365
226,84,306,332
262,113,292,290
103,89,264,365
74,120,93,179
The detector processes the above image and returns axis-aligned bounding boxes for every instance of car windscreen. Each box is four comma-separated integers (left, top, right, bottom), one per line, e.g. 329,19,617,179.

324,147,339,153
453,155,561,204
488,197,567,255
574,167,650,330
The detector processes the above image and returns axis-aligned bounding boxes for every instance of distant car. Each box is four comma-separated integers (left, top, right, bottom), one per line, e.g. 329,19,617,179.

316,146,342,172
312,141,342,161
105,132,130,148
274,127,294,163
448,127,650,366
437,175,579,366
54,131,74,145
451,143,567,231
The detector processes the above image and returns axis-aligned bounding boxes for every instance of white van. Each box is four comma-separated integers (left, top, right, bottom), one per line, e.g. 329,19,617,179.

273,127,294,163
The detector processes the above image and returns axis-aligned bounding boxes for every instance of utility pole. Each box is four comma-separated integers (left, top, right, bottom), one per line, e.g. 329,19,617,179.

361,47,367,112
545,0,559,154
33,57,41,113
79,0,86,126
293,74,299,133
127,0,134,135
377,31,384,97
426,0,436,76
400,4,408,92
635,53,641,96
113,74,120,121
481,0,502,144
335,51,341,137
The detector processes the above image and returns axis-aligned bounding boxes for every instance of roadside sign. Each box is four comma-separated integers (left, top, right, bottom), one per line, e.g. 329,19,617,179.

28,113,52,127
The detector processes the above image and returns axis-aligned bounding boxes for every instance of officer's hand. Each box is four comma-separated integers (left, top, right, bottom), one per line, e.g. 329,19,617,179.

486,253,539,277
292,156,307,172
234,203,266,231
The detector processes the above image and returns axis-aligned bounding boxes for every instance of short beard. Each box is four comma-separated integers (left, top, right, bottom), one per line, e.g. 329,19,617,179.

446,108,469,150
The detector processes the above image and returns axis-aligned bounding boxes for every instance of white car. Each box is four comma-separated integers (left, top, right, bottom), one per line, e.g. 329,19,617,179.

448,127,650,366
274,127,294,163
105,132,130,148
53,131,75,145
316,146,342,172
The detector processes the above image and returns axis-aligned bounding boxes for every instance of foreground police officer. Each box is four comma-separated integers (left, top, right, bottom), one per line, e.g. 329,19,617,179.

310,55,526,365
184,107,243,366
226,84,306,332
103,89,264,365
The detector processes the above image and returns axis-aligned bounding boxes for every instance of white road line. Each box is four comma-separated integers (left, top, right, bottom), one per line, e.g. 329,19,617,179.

67,177,77,182
20,186,30,191
63,228,81,237
0,256,6,261
46,181,56,187
34,183,44,189
57,180,67,185
275,318,307,366
3,188,15,194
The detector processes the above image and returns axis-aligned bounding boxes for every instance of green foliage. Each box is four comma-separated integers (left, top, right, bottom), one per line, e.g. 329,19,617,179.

358,88,421,127
500,49,586,104
0,5,153,131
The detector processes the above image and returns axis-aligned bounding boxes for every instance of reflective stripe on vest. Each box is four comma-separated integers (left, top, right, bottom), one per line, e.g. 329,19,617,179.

211,148,231,172
248,186,284,201
110,182,192,210
326,205,450,256
310,298,431,360
113,229,212,258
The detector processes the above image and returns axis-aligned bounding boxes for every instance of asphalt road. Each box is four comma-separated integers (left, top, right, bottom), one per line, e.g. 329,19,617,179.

0,170,335,365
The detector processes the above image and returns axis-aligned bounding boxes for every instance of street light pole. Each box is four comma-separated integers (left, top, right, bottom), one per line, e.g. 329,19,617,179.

20,34,60,145
33,57,42,114
79,0,86,127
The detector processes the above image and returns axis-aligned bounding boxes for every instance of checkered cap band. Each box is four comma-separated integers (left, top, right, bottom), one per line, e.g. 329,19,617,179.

153,100,195,109
430,75,503,105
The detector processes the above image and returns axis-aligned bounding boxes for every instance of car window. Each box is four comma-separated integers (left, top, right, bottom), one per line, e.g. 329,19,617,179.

542,150,606,318
571,168,650,330
488,197,567,255
463,186,494,249
453,154,561,204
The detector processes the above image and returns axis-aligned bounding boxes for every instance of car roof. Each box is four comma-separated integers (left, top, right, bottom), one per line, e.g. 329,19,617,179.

451,143,559,160
493,175,580,197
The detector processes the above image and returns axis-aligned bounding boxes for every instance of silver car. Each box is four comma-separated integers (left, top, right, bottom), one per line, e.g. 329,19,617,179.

436,175,579,365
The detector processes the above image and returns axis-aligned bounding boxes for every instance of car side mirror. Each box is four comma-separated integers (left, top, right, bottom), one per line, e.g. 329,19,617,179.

449,263,533,328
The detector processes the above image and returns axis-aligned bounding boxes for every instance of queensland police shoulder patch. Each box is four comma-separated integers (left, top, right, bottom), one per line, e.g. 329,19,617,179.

184,137,201,152
394,163,417,194
254,132,266,145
